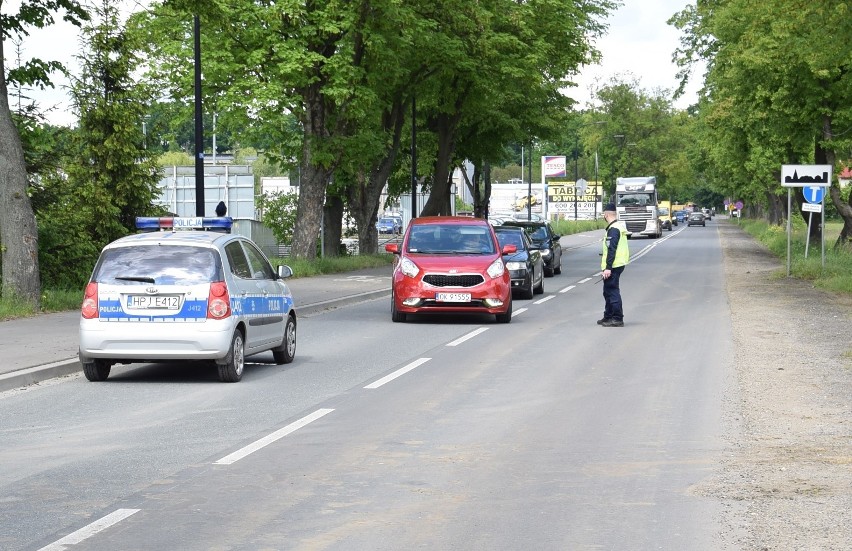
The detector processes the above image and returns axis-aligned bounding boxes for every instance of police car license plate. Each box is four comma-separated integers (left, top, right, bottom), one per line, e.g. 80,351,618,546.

127,295,180,310
436,292,471,302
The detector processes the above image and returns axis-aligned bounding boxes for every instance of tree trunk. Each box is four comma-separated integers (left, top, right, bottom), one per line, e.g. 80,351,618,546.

0,41,41,308
469,163,480,217
765,189,785,225
322,194,344,257
483,162,492,218
291,157,330,259
346,99,406,255
420,112,459,216
819,115,852,250
291,89,333,259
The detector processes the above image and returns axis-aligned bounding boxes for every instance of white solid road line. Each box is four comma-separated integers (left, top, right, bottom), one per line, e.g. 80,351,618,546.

39,509,140,551
214,408,335,465
446,327,489,347
365,357,432,389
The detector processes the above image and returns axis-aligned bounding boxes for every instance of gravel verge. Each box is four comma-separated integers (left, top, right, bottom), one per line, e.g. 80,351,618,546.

702,221,852,550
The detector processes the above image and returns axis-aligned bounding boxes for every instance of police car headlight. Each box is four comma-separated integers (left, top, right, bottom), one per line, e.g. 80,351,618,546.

487,259,506,279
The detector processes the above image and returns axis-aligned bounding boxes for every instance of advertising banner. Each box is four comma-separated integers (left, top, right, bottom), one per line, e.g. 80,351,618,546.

546,181,603,219
542,156,567,178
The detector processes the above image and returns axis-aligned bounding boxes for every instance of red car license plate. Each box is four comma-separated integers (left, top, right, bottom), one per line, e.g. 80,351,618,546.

436,292,471,302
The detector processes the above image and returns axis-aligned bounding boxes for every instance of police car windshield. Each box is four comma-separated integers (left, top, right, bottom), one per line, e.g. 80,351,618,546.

93,246,222,285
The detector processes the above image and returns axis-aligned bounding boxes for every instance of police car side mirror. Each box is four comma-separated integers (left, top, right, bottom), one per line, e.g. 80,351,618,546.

277,264,293,279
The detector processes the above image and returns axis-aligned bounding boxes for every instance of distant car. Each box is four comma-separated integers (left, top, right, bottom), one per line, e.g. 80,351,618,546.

674,210,688,224
384,216,514,323
78,217,297,383
493,225,544,300
687,212,706,226
702,208,713,220
500,220,562,276
377,216,402,235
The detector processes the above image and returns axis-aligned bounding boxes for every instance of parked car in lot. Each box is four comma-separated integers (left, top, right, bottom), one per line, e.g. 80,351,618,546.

687,212,706,226
78,217,297,383
377,216,402,235
511,211,545,222
384,216,514,323
493,225,544,299
500,220,562,276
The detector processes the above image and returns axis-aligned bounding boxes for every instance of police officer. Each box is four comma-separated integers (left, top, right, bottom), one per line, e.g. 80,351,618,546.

598,203,629,327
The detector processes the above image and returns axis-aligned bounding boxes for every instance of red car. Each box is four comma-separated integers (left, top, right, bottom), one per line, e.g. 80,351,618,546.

384,216,515,323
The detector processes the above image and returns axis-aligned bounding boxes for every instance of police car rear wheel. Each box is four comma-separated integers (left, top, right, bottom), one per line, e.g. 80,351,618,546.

83,359,111,382
272,315,296,364
218,330,245,382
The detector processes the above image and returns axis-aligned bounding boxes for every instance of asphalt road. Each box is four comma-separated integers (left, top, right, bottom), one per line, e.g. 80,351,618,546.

1,222,743,550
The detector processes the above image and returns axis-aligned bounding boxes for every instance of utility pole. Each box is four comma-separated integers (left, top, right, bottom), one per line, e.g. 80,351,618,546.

411,95,417,219
193,14,205,217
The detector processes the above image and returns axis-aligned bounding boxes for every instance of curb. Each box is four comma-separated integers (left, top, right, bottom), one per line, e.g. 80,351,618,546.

0,359,82,393
0,289,391,394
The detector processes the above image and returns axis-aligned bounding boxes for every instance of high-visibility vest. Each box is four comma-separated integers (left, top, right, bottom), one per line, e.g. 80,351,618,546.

601,221,629,270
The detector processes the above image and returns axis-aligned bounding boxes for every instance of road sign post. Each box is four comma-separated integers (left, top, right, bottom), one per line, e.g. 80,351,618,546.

780,165,831,274
803,185,826,259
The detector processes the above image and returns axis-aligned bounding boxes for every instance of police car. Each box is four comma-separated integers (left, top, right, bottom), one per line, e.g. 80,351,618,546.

78,216,296,382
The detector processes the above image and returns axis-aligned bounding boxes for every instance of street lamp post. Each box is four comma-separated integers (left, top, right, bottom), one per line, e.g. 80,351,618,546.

611,134,625,189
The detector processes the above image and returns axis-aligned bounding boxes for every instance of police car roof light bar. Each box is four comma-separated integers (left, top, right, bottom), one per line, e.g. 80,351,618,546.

135,216,233,232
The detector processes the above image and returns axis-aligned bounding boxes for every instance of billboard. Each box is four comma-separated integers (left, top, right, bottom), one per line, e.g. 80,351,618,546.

542,156,567,178
547,181,604,219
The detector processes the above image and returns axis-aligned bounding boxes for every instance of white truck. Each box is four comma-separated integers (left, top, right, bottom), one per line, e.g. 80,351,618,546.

614,176,662,239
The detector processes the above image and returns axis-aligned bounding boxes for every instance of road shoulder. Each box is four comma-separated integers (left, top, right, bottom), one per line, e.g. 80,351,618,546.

699,222,852,548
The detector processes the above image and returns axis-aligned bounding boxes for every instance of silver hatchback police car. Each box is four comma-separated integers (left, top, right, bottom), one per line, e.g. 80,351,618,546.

78,216,296,383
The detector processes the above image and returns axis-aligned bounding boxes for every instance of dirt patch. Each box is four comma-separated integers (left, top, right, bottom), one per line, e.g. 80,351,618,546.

702,222,852,549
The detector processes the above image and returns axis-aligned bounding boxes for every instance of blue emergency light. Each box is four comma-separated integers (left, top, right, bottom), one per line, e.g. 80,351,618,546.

135,216,233,232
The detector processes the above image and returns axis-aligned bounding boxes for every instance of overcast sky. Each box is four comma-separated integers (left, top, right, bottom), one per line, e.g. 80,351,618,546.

3,1,701,127
572,0,702,109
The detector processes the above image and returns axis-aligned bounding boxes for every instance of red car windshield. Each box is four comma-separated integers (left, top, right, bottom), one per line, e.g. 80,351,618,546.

406,224,495,254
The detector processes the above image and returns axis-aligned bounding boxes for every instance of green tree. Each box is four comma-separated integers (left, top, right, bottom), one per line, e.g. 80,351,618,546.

581,78,690,198
416,0,615,217
64,0,162,249
1,0,89,307
671,1,852,247
257,190,299,245
135,1,385,260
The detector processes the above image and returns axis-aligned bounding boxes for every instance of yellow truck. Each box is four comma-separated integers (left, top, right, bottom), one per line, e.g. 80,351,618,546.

659,200,674,230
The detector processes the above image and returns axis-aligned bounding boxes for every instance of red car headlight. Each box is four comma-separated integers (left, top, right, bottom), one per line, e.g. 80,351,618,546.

399,257,419,278
486,258,505,279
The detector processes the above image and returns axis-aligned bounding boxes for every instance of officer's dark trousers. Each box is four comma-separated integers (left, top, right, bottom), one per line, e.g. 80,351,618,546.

602,266,624,321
